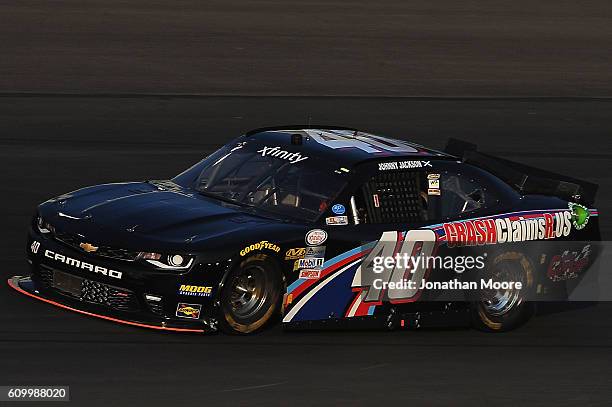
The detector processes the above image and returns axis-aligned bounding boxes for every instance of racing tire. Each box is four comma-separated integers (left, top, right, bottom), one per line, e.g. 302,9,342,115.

471,251,535,332
219,254,283,334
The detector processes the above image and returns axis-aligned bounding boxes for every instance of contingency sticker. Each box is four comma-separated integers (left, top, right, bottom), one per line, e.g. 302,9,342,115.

176,303,202,319
285,247,306,260
298,270,321,279
306,229,328,246
427,174,441,195
326,216,348,225
178,285,212,297
332,204,346,215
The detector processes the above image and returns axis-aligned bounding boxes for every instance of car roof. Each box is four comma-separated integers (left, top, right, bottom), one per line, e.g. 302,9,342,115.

245,126,454,166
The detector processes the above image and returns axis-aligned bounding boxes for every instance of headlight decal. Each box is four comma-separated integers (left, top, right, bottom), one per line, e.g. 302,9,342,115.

36,216,55,234
140,253,194,270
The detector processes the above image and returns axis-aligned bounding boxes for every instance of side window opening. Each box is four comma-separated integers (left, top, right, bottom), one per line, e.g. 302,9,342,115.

439,174,488,218
351,166,496,225
354,171,427,224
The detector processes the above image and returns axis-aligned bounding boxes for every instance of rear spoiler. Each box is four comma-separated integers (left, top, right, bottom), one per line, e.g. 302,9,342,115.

444,138,598,205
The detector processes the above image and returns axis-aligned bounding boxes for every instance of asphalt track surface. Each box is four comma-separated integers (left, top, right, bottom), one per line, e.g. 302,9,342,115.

2,0,612,97
2,1,612,406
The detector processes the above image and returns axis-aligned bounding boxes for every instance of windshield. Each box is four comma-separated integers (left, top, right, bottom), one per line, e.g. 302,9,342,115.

192,140,349,222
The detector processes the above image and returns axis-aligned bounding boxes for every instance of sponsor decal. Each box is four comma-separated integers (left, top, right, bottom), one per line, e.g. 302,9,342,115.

568,202,590,230
296,246,326,271
178,284,212,297
79,242,98,253
332,204,346,215
305,246,326,257
378,160,431,171
43,249,122,279
427,175,440,196
257,146,308,164
297,257,324,269
284,293,294,307
30,240,40,254
285,247,306,260
305,229,327,246
176,303,202,319
443,211,572,247
240,240,281,256
299,269,321,280
326,216,348,225
547,244,591,281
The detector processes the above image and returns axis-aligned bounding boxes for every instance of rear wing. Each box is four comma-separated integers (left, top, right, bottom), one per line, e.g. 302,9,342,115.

444,138,598,205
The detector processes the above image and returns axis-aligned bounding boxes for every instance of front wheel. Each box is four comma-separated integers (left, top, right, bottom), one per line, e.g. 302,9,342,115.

471,251,535,332
219,254,283,334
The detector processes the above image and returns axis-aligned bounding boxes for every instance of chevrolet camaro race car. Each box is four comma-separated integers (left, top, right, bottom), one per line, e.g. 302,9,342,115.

10,126,601,334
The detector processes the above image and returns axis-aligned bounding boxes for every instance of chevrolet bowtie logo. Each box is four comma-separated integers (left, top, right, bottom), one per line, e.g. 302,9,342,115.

79,242,99,253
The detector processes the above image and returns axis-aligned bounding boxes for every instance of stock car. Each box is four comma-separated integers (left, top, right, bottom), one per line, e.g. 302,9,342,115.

9,126,601,334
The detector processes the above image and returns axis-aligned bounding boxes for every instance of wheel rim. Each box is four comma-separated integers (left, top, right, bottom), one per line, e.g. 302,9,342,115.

481,260,524,316
228,265,269,320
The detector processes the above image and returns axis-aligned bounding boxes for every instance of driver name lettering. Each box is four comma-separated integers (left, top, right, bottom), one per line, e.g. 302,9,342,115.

378,160,431,171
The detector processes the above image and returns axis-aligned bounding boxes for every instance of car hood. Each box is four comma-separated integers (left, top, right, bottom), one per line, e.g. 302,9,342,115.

40,181,281,250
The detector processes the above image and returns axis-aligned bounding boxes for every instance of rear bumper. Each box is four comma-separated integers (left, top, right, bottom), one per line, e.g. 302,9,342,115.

8,276,211,333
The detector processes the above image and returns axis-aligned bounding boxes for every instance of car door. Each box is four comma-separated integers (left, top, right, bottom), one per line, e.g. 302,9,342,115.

283,159,443,324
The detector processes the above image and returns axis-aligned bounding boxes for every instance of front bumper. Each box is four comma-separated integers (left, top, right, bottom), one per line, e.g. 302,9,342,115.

19,227,230,333
8,276,209,333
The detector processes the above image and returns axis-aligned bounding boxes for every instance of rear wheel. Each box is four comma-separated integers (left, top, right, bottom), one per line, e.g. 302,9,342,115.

219,254,283,334
472,251,535,332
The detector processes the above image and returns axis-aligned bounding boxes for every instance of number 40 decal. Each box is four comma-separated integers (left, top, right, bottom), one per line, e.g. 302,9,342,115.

351,230,437,302
304,129,419,154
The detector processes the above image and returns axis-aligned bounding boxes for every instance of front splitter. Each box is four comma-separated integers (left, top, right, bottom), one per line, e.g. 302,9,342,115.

8,276,208,333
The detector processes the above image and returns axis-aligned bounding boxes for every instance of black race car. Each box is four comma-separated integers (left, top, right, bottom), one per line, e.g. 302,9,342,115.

10,126,601,334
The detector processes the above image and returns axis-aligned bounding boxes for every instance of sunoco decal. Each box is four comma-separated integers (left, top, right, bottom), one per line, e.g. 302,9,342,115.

443,211,572,247
176,303,202,319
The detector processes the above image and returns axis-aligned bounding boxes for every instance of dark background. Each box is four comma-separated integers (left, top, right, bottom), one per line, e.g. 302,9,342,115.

1,1,611,406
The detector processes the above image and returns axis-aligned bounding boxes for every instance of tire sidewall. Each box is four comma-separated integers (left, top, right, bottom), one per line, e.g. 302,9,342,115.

471,251,536,332
219,253,283,334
